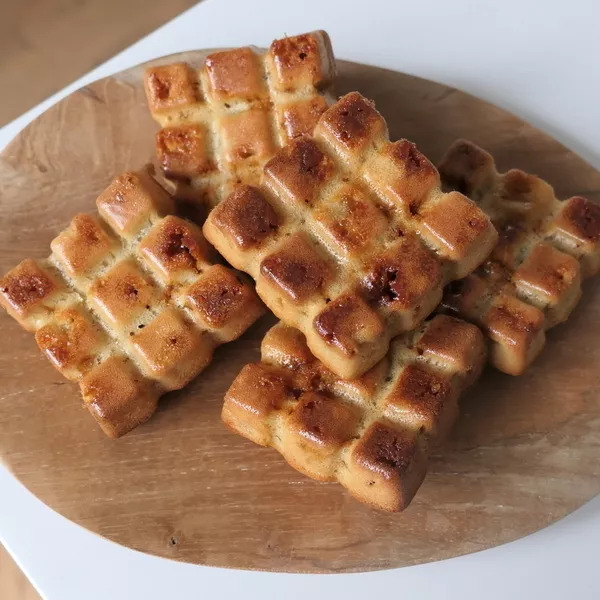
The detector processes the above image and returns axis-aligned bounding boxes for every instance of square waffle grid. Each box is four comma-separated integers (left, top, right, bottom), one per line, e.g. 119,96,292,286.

204,92,498,379
0,170,264,437
144,30,336,218
223,314,486,512
439,140,600,375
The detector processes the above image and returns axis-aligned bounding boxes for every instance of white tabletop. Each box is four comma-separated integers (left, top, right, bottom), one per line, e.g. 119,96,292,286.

1,1,599,598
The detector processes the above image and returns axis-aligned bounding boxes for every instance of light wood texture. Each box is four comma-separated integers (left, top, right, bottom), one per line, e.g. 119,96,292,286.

1,52,600,573
0,545,40,600
0,0,198,126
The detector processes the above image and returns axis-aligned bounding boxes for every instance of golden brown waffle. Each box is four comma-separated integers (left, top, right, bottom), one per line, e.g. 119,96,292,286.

439,139,600,375
0,170,264,437
144,30,336,218
223,314,486,512
204,92,498,379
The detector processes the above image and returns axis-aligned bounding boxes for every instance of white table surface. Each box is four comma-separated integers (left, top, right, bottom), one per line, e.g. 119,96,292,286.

1,0,599,598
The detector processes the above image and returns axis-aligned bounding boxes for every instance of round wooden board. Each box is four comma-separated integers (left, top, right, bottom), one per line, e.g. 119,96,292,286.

1,50,600,574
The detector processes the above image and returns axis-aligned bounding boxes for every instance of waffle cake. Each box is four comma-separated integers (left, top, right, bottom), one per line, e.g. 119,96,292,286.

0,169,264,437
204,92,498,379
144,30,336,218
439,140,600,375
223,314,486,512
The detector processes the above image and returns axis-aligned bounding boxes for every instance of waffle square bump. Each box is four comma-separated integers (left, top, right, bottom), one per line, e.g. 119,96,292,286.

97,170,175,239
180,264,264,342
259,233,334,307
50,214,116,280
439,139,597,374
268,30,335,92
35,307,106,380
144,62,199,114
206,93,496,379
219,107,276,166
0,259,66,330
156,124,215,180
89,260,158,329
80,356,159,438
130,308,213,391
137,215,212,284
205,47,266,102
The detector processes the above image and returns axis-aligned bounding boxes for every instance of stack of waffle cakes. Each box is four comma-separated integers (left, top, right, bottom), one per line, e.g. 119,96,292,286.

2,30,599,513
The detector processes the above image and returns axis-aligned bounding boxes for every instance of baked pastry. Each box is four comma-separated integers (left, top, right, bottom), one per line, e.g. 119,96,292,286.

144,30,336,218
204,92,498,379
439,140,600,374
0,169,264,437
223,314,486,512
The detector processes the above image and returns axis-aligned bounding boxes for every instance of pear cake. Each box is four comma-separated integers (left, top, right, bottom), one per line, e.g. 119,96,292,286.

144,30,336,218
204,92,498,379
439,140,600,375
0,169,264,437
223,314,486,512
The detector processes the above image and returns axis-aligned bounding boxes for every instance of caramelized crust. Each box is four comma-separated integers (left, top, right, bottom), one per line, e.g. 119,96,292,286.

363,140,439,214
269,31,334,91
137,215,211,283
313,184,389,257
288,391,360,449
51,214,115,277
1,170,264,437
35,308,105,380
313,293,384,357
259,233,333,303
80,356,159,439
144,62,198,113
89,260,158,328
315,92,387,164
361,236,443,328
0,259,63,328
209,185,281,250
131,308,213,391
264,136,335,207
205,95,496,379
182,265,264,341
144,31,336,215
560,195,600,241
222,362,292,446
348,422,427,511
513,243,580,304
416,313,486,382
439,139,597,374
549,196,600,275
205,48,266,101
382,364,456,437
156,125,215,179
278,96,330,140
96,170,174,238
220,108,276,165
223,314,485,511
418,191,494,277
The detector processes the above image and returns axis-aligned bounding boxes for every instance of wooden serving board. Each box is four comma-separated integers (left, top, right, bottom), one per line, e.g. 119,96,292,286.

1,51,600,573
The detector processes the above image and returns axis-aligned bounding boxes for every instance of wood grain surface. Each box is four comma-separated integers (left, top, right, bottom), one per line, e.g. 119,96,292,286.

1,52,599,573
